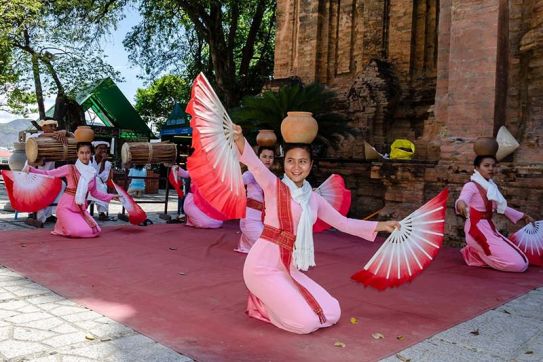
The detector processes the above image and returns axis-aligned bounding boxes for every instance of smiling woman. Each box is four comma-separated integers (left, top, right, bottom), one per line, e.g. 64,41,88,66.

231,123,400,334
283,143,312,187
455,146,535,272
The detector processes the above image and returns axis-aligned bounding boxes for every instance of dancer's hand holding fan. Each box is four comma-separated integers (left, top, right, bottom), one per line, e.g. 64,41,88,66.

510,221,543,266
1,170,63,212
186,73,246,219
352,188,448,290
313,174,352,232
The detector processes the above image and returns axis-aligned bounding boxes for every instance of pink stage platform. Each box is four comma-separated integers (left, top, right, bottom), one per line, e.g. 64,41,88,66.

0,222,542,361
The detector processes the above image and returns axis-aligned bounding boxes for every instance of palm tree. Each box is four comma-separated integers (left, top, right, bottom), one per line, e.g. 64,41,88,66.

231,83,356,156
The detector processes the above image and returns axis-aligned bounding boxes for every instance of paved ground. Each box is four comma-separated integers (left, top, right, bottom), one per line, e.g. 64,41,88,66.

0,186,542,361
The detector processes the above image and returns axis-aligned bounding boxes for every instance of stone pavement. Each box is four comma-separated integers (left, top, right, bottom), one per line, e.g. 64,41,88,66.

0,188,542,361
382,288,543,362
0,266,192,362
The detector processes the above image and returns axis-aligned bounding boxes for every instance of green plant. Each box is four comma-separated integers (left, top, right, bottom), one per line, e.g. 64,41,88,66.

231,83,356,154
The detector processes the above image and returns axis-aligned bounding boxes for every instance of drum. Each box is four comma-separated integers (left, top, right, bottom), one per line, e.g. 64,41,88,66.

121,142,177,166
25,137,78,163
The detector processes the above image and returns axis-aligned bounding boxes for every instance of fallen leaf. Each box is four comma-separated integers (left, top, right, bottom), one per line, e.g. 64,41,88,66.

334,341,346,348
395,353,411,362
85,334,95,340
396,335,405,341
372,332,385,340
525,351,534,355
470,329,480,336
350,317,359,325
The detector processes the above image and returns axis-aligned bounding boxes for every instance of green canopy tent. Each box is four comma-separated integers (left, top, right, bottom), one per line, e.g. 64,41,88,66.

45,77,153,140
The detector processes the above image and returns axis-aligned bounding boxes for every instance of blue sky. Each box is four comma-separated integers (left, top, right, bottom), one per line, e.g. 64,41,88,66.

0,7,145,123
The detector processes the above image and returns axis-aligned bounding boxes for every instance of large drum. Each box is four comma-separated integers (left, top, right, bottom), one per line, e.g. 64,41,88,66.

25,137,78,164
121,142,177,166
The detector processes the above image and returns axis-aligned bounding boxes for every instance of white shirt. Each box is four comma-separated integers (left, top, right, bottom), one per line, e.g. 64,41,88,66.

90,156,112,183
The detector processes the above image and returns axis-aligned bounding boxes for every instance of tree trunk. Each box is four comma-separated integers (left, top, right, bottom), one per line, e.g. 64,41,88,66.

30,53,46,120
41,56,84,130
22,28,46,121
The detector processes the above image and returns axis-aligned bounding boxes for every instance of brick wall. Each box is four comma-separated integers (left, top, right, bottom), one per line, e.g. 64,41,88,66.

273,0,543,244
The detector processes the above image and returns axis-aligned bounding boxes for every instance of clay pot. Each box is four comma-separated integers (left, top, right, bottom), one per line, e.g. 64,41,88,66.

74,126,95,143
8,142,27,171
256,129,277,146
473,137,499,157
280,111,318,144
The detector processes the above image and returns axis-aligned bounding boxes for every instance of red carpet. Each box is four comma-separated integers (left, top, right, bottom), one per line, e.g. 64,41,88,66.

0,222,542,361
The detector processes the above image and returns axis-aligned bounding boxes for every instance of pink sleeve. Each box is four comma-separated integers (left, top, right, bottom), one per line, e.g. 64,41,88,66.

238,139,276,190
316,193,378,241
455,182,476,213
177,167,190,179
504,206,524,224
29,165,70,178
89,179,115,203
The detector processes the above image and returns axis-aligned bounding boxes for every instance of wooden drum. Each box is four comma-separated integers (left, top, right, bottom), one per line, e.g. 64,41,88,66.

121,142,177,166
25,137,77,163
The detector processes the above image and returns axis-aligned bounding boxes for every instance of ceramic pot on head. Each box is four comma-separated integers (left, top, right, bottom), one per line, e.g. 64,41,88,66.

74,126,95,143
473,137,499,157
280,111,318,144
256,129,277,146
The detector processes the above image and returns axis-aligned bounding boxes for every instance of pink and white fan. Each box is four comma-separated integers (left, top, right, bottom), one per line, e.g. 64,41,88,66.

108,180,147,225
186,73,246,219
192,184,228,221
313,174,352,232
510,221,543,266
1,170,62,212
168,167,185,198
352,188,448,290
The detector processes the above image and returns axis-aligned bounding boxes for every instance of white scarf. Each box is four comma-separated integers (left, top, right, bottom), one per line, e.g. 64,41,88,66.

470,170,507,214
75,159,97,205
282,175,315,271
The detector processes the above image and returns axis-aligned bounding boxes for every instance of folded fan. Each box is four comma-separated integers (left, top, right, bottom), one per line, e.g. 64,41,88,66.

352,188,448,290
186,73,246,219
108,180,147,225
509,221,543,266
1,170,62,212
313,174,352,232
168,167,185,198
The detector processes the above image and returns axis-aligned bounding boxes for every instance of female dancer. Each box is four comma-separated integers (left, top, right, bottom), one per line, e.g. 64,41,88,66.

236,146,275,253
232,125,400,334
26,142,118,238
456,155,534,272
175,166,224,229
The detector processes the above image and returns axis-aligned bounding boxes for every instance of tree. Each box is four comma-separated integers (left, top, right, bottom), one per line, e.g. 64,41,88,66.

124,0,276,108
232,83,357,155
134,74,190,129
0,0,125,129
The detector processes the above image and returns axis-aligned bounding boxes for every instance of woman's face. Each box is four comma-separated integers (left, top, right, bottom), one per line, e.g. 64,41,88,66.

284,148,312,187
78,146,92,165
259,149,275,169
476,157,497,180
